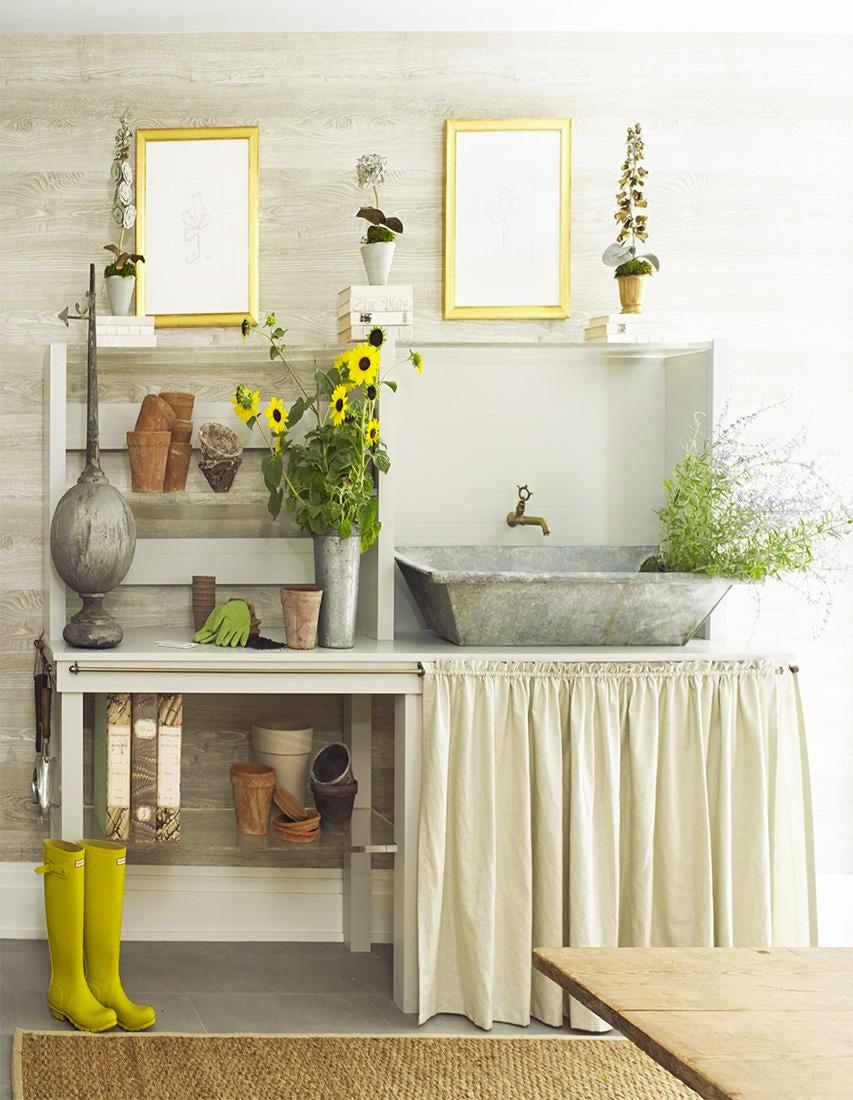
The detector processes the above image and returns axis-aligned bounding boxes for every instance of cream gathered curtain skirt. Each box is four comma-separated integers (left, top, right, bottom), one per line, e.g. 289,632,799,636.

418,660,816,1031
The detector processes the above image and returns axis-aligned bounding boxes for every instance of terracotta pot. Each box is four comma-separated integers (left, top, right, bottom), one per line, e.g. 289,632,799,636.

311,778,358,823
127,430,170,492
199,456,241,492
616,273,647,315
192,575,216,631
159,391,195,420
279,585,323,650
135,394,176,434
252,723,314,803
164,441,192,493
230,762,275,835
311,742,353,786
172,418,193,444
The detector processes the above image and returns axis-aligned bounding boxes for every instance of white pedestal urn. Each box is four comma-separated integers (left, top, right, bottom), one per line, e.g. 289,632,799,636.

105,273,135,316
51,265,136,648
360,241,396,286
313,531,361,649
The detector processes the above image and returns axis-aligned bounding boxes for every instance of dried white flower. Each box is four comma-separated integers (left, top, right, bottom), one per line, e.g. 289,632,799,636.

122,204,136,229
356,153,388,191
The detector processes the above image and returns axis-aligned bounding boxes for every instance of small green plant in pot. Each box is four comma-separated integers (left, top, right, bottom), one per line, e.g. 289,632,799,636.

601,122,659,314
103,116,144,316
356,153,404,286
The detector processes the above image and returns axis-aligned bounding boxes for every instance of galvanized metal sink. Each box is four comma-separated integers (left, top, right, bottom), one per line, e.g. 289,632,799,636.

394,546,733,646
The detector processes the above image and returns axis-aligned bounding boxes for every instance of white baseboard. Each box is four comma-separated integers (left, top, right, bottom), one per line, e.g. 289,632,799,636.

0,863,394,942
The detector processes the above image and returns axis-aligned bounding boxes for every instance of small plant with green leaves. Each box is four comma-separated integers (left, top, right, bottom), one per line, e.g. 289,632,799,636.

602,122,660,278
355,152,404,243
642,411,851,625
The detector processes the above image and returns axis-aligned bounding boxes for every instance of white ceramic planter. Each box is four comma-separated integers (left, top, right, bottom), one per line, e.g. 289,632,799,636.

360,241,396,286
105,274,135,316
251,723,314,803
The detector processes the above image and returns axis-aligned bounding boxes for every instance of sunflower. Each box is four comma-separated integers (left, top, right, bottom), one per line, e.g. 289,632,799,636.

265,312,276,328
240,318,252,339
367,326,386,348
365,383,378,402
329,384,350,426
264,395,288,434
347,343,380,386
365,418,380,448
333,349,353,376
232,385,260,424
408,349,423,375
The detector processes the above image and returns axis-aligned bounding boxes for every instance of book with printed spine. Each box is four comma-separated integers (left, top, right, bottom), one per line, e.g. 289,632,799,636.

338,285,413,314
94,693,131,840
156,693,182,842
130,693,158,843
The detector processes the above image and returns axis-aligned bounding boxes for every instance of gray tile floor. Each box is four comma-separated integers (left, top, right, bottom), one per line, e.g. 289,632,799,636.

1,938,609,1099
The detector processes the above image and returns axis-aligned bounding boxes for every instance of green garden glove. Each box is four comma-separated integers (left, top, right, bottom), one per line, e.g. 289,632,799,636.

193,600,251,648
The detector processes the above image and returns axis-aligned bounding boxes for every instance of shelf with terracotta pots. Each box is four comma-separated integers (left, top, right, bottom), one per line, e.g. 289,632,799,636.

83,805,395,869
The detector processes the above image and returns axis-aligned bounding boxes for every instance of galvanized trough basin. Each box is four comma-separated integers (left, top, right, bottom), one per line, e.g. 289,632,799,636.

394,546,733,647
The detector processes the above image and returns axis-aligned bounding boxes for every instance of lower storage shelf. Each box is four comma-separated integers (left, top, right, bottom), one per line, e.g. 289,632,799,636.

84,805,396,868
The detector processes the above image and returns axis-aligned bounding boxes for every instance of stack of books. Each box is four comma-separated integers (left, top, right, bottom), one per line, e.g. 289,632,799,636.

96,315,156,348
95,692,182,843
583,314,700,344
338,285,413,341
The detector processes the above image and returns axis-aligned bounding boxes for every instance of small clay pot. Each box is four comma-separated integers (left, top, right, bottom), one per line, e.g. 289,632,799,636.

172,418,193,444
127,430,170,492
279,585,323,650
311,742,353,786
230,762,275,835
135,394,176,434
199,456,241,492
192,575,216,631
311,778,358,823
164,441,192,493
160,391,196,420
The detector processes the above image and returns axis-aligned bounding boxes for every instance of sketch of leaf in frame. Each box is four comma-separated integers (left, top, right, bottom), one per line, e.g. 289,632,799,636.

135,126,259,328
444,119,571,320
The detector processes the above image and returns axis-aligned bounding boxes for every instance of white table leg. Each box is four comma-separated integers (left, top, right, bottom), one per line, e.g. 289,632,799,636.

343,694,373,952
50,691,84,840
393,692,422,1014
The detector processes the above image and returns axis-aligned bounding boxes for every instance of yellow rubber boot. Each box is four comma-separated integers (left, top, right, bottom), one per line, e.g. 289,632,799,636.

80,839,156,1031
35,840,117,1032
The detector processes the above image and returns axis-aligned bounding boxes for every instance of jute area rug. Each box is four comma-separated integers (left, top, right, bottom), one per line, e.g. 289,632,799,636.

12,1030,697,1100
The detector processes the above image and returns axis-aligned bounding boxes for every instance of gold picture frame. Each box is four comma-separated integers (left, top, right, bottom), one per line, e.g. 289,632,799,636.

135,126,259,327
444,118,571,319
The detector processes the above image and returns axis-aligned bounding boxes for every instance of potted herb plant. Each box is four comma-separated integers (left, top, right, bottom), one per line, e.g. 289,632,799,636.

642,409,851,628
103,116,143,316
236,314,424,647
602,123,659,314
355,153,403,286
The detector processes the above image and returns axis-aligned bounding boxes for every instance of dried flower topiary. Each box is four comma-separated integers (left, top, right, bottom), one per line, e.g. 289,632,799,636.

103,115,143,275
602,122,660,277
355,152,403,243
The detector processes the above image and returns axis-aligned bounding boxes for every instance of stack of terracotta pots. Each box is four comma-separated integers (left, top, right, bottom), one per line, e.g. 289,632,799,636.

127,391,196,493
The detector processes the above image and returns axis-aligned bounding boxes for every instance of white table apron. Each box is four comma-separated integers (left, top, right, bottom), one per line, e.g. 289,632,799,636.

45,645,424,1015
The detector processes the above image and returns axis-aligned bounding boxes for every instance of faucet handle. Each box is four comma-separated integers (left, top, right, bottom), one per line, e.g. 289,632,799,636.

517,484,532,502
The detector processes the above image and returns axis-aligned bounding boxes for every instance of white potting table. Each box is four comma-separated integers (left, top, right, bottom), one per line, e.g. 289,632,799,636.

43,628,780,1015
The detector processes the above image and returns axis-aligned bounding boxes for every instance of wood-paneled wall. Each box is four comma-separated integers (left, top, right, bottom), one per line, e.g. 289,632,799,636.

1,34,851,908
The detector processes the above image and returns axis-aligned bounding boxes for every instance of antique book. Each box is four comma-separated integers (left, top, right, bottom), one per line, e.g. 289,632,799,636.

93,693,131,840
337,285,414,313
130,693,158,843
156,693,182,842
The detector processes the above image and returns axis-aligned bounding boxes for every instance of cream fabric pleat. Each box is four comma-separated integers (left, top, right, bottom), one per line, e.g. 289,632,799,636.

418,660,816,1031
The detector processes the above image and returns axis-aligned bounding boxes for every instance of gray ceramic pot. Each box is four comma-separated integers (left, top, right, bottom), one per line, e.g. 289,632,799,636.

313,531,361,648
105,273,135,316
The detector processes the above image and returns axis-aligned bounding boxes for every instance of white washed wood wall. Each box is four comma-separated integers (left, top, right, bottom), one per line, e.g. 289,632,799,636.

0,34,851,926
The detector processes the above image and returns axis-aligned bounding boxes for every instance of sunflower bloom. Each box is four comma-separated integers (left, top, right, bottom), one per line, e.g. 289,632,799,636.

265,395,288,434
347,343,380,386
265,312,276,328
367,326,386,348
365,418,380,448
408,349,423,375
232,385,260,424
333,349,353,376
329,384,349,426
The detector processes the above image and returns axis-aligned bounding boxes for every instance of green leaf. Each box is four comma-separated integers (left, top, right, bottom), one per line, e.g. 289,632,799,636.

246,415,257,429
340,517,352,539
373,450,390,474
382,379,397,393
261,452,283,492
267,488,283,518
269,345,278,360
272,328,285,339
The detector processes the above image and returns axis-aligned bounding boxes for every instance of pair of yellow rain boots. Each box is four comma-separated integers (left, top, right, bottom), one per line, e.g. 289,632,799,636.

35,838,156,1033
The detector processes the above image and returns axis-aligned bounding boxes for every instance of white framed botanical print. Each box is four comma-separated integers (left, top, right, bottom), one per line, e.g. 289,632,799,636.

135,126,259,327
444,118,571,319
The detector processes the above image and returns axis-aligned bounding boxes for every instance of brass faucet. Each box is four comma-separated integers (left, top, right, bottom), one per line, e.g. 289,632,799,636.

506,485,550,536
